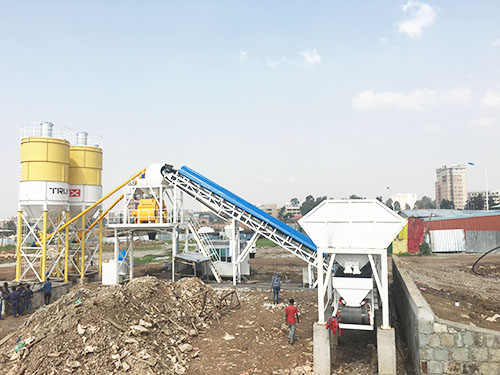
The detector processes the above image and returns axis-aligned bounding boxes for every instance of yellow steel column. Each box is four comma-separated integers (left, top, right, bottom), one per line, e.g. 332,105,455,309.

41,210,48,282
80,214,85,279
99,214,103,275
56,214,61,278
15,210,22,281
64,210,70,283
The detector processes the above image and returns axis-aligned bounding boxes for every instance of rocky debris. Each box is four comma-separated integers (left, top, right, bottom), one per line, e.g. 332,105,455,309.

0,276,237,375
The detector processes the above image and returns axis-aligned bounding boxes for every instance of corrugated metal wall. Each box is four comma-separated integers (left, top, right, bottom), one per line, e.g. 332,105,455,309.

427,213,500,231
465,231,500,253
429,230,466,253
424,213,500,253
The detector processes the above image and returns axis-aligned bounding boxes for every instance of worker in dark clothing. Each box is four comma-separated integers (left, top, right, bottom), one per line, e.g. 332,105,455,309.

271,271,281,304
23,285,33,315
38,278,52,305
18,284,26,315
0,290,3,320
9,286,20,318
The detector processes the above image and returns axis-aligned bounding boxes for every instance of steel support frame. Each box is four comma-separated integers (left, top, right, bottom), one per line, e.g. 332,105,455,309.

18,208,68,282
320,247,390,330
230,218,241,286
67,211,101,279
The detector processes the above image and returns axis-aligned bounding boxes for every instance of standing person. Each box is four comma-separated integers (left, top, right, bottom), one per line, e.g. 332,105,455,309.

0,289,3,320
38,278,52,305
18,284,26,315
1,282,10,318
9,286,20,318
284,299,300,345
271,271,281,305
23,285,33,315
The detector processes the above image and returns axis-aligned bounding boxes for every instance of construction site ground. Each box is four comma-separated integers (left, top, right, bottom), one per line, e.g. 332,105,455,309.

0,245,419,374
398,253,500,331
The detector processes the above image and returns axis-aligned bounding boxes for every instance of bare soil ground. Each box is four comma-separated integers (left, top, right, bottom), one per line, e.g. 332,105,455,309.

398,254,500,331
0,246,417,374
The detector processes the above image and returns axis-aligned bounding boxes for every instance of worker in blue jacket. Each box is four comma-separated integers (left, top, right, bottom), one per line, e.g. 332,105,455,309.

38,278,52,305
9,286,21,318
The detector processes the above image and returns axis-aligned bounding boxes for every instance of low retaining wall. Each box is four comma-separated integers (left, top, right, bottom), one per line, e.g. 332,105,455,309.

392,256,500,375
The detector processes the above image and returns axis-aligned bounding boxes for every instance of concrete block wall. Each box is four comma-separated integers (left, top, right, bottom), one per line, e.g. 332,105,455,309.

392,256,500,375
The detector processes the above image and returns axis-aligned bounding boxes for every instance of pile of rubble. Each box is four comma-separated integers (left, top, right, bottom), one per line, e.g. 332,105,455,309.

0,277,238,375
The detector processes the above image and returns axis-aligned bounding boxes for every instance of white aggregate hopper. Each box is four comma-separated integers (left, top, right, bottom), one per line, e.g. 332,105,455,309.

299,199,406,330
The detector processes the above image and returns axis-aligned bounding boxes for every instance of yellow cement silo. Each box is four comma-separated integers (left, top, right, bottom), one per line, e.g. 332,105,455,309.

17,122,71,282
68,132,103,279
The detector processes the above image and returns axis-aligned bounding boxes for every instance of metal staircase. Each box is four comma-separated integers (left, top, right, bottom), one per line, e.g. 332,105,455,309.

162,166,319,269
187,217,222,283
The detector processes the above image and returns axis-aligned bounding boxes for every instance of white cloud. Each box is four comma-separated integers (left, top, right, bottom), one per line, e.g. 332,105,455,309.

352,89,437,110
443,87,473,105
424,123,438,133
398,1,436,38
266,58,279,68
481,90,500,108
239,51,248,63
300,48,321,66
491,39,500,47
379,37,390,45
471,117,496,128
352,87,473,110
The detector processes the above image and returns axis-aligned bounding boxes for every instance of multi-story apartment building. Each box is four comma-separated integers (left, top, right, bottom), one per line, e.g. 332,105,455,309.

435,164,467,209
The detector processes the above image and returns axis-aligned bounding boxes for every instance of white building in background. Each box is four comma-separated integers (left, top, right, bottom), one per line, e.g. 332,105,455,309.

391,193,418,210
467,189,500,207
257,203,278,217
284,202,301,217
435,164,468,209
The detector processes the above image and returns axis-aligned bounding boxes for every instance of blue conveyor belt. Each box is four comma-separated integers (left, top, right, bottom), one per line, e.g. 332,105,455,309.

178,166,317,252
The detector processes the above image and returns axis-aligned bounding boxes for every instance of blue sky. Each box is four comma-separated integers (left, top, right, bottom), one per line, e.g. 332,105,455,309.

1,1,500,217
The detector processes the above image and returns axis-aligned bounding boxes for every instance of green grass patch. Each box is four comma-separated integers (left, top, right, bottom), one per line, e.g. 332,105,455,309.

395,252,432,257
133,254,170,265
256,237,275,247
0,244,15,252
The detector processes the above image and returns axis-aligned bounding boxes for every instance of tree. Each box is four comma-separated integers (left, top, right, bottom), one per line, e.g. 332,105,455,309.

300,195,326,215
394,201,401,211
5,220,16,233
405,203,411,210
291,198,300,206
440,199,454,209
278,206,286,219
414,196,436,209
300,195,315,215
385,198,393,210
376,196,383,203
466,194,484,210
349,194,364,199
488,196,496,210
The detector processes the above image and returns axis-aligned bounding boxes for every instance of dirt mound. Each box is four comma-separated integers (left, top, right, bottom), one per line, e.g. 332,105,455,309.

0,276,234,375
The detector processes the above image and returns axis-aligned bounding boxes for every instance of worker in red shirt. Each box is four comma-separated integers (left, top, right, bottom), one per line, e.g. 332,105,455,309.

284,299,300,344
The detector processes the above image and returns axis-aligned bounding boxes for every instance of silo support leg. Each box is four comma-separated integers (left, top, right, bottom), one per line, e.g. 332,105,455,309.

377,327,396,375
80,214,85,279
313,322,331,375
41,210,48,282
15,211,22,281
